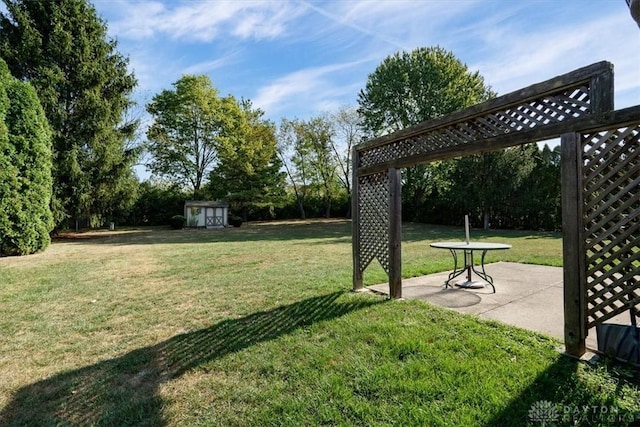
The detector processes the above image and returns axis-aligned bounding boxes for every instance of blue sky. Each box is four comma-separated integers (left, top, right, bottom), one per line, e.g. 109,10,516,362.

8,0,627,180
89,0,640,180
93,0,640,124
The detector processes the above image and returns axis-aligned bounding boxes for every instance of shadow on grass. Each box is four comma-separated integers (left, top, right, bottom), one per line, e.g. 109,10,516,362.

402,222,561,243
53,220,355,247
486,355,640,426
51,221,558,249
0,291,382,426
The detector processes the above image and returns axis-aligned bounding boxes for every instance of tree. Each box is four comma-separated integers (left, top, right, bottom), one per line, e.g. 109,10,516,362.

146,74,240,199
357,46,495,221
328,105,361,217
304,116,339,218
0,58,53,256
447,147,535,229
277,116,341,219
513,144,561,230
0,0,139,229
432,143,560,230
127,180,186,226
277,118,312,219
358,46,493,136
207,99,286,220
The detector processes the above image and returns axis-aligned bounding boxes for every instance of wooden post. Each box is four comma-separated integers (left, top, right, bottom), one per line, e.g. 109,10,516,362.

589,64,614,114
561,132,586,357
352,148,363,291
389,168,402,299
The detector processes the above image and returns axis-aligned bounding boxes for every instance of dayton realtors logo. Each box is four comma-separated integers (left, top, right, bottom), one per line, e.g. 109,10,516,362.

528,400,639,425
528,400,559,425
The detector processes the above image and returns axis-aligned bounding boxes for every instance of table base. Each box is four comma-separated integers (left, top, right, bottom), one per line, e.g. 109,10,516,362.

455,280,486,289
444,248,496,293
430,242,511,294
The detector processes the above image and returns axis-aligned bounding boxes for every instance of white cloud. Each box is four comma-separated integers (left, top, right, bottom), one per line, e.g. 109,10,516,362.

123,45,180,96
95,0,639,125
181,54,240,75
102,0,305,42
232,3,300,39
309,0,639,109
468,11,640,107
252,59,372,119
253,66,335,114
298,0,486,54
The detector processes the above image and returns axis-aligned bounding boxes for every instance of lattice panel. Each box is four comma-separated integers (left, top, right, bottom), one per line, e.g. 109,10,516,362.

583,125,640,329
358,171,390,274
359,85,590,168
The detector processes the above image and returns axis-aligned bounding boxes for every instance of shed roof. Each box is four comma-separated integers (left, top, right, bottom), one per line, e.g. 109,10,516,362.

184,200,229,208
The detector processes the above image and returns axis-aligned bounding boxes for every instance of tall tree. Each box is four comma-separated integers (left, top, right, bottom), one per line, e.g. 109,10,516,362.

447,148,533,229
357,46,494,221
304,116,338,218
0,0,139,229
514,143,561,230
277,117,340,219
146,74,239,199
207,99,286,220
277,118,312,220
329,105,361,217
0,58,53,256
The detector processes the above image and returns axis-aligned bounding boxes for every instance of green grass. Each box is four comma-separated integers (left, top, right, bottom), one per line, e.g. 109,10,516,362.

0,220,638,426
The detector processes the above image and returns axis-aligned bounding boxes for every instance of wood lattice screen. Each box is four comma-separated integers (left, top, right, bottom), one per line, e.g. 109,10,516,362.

358,171,391,274
352,60,640,356
582,125,640,329
358,84,591,171
353,62,614,297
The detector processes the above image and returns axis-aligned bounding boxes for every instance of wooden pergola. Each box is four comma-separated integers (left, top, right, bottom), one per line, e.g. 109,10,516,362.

351,61,639,357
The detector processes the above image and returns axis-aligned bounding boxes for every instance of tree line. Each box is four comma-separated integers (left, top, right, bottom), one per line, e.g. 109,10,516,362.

0,1,563,256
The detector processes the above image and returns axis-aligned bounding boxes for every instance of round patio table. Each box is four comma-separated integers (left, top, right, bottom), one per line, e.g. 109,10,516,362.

429,242,511,293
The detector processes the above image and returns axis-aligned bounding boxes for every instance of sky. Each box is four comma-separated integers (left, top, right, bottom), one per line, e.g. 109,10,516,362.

92,0,640,120
31,0,640,178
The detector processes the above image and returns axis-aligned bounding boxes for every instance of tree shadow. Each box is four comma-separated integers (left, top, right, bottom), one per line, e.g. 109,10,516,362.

486,355,640,426
401,222,561,243
51,220,354,247
49,221,560,250
0,291,383,426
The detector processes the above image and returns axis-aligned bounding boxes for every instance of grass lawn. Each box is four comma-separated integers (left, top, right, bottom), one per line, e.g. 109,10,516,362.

0,220,638,426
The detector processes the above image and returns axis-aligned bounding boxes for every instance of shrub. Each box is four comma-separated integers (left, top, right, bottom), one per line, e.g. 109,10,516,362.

169,215,185,230
0,59,53,256
126,182,186,226
229,215,243,227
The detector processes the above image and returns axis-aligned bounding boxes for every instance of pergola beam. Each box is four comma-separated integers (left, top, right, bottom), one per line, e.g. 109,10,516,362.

357,105,640,177
358,61,613,152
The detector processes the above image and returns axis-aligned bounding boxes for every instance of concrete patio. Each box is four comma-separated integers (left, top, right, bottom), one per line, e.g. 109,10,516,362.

367,262,630,352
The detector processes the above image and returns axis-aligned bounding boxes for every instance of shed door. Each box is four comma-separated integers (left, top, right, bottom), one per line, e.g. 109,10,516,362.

205,208,224,227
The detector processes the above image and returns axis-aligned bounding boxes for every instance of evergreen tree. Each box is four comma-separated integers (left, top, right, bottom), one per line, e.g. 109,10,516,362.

128,180,186,226
0,0,139,229
437,143,558,230
515,144,561,230
0,58,53,256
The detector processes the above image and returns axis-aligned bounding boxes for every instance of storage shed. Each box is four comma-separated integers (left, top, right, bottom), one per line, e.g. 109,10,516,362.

184,201,229,228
